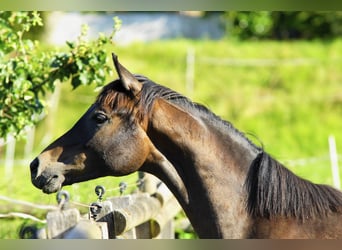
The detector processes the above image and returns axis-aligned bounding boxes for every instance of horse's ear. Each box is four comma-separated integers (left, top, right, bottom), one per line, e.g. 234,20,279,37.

112,53,142,94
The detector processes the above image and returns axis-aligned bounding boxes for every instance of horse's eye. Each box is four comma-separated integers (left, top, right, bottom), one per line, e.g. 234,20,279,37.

93,112,108,124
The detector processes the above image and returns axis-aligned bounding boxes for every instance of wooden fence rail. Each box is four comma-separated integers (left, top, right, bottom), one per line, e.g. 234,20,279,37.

25,176,183,239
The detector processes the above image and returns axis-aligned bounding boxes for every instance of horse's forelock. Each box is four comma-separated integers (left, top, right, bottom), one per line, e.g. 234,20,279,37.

95,78,152,124
95,81,136,115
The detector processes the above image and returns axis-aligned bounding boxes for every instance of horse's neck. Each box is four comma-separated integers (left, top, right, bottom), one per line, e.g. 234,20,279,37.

146,99,258,238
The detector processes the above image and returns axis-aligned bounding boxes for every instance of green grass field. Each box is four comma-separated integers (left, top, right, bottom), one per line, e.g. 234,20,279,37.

1,39,342,238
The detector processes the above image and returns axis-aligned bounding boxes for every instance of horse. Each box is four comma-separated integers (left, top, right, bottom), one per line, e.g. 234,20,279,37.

30,53,342,238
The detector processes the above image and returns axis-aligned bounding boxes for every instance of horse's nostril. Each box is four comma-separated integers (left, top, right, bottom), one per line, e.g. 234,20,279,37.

30,158,39,172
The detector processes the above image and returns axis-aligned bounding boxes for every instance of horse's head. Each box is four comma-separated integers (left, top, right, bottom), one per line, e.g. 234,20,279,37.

30,54,154,193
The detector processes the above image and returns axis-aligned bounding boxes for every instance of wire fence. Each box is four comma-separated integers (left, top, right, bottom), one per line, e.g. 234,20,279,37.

1,174,185,239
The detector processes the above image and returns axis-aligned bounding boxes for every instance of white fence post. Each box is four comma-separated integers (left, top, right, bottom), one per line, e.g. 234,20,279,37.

40,83,61,147
24,126,35,160
4,134,15,179
328,135,341,189
186,47,195,97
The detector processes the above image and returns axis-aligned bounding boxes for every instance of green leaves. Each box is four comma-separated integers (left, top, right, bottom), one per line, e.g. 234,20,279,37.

0,12,119,138
224,12,342,40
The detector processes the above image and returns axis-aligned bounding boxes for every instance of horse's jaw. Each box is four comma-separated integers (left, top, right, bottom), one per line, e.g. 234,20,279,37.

38,175,64,194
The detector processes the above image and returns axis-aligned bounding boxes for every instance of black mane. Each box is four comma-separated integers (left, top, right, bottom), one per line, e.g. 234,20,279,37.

245,152,342,221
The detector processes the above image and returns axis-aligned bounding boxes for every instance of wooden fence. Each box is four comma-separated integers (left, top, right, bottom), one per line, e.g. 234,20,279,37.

20,174,184,239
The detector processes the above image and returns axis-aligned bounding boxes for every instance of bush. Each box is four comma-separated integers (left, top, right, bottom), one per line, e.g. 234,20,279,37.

0,11,120,138
224,11,342,40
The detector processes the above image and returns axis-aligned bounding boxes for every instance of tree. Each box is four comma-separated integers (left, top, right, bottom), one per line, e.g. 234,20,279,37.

0,11,121,138
223,11,342,40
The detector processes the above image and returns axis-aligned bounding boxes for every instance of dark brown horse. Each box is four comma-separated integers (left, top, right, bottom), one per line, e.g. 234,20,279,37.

30,53,342,238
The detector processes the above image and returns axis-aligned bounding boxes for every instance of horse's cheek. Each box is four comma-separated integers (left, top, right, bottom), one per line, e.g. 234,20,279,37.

129,136,150,168
105,135,149,175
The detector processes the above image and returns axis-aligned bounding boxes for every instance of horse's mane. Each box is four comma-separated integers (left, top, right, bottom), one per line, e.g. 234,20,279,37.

245,151,342,221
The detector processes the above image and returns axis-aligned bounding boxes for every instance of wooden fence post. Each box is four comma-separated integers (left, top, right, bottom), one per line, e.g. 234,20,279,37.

45,207,81,238
111,193,161,238
139,172,160,194
28,182,183,239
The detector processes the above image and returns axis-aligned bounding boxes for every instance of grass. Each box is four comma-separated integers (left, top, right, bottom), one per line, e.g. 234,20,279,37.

1,38,342,238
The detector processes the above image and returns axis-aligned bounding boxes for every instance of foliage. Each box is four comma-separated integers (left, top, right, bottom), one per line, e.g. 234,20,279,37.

224,11,342,40
0,11,121,138
224,12,273,40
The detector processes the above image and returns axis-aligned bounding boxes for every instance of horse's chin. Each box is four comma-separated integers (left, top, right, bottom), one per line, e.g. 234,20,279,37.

42,182,62,194
32,173,65,194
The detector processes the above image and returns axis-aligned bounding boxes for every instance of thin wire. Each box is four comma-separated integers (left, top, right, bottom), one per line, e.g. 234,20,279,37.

105,176,145,194
0,177,145,223
0,212,46,223
68,177,145,209
0,195,58,210
70,200,95,209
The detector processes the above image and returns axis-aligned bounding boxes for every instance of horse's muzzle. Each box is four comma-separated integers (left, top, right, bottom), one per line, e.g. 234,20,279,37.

30,157,65,194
